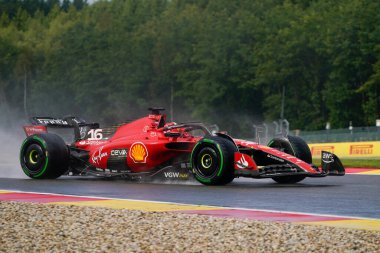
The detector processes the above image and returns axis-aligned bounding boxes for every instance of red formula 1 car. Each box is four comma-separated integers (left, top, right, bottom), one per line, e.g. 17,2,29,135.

19,108,344,185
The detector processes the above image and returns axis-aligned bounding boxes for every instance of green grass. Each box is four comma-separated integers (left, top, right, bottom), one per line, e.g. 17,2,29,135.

312,158,380,168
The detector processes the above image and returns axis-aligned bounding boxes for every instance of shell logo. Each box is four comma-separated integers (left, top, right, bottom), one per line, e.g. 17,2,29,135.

130,142,148,163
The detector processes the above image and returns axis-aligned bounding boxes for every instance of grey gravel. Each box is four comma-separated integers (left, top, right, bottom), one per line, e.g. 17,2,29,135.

0,201,379,253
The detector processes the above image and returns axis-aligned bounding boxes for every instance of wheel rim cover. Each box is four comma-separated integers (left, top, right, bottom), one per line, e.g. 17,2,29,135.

201,153,213,169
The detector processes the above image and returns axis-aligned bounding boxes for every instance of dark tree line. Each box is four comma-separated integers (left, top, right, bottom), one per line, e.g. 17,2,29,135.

0,0,379,136
0,0,86,17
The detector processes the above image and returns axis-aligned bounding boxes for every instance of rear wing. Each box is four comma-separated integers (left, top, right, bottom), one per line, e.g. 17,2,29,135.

23,116,99,142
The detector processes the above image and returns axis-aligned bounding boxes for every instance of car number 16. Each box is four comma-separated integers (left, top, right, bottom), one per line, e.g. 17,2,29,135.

88,129,103,140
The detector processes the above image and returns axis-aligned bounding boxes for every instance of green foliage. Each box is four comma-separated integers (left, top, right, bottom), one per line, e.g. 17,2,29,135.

0,0,379,136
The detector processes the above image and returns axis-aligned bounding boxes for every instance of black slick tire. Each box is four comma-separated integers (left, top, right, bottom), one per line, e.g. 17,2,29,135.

20,133,69,179
268,135,312,184
191,136,237,186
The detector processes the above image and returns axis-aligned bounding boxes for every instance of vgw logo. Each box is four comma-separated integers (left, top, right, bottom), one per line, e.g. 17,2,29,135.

164,172,188,179
322,152,334,163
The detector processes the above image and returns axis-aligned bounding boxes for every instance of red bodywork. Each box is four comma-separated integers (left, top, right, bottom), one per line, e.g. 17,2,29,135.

74,114,200,172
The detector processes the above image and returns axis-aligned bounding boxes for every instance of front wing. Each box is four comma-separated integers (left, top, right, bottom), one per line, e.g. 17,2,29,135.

234,151,345,179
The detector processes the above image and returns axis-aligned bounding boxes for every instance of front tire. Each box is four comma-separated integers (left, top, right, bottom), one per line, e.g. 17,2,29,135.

20,133,69,179
268,135,312,184
191,136,237,185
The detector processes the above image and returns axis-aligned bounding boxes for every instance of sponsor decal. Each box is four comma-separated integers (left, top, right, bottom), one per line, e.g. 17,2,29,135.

24,126,46,133
164,172,189,179
350,144,373,155
265,148,306,164
78,140,107,146
311,146,334,156
23,126,47,136
107,149,129,172
143,126,149,133
234,153,257,170
130,142,148,163
322,152,334,164
110,149,128,158
310,141,380,158
36,118,69,125
267,154,285,163
87,129,103,140
236,155,249,169
92,146,108,165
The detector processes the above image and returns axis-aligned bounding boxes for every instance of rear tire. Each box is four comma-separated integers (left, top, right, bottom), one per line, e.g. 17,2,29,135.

268,135,311,184
20,133,69,179
191,136,237,185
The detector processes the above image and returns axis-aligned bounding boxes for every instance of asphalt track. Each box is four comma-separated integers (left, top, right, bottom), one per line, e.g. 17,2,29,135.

0,172,379,219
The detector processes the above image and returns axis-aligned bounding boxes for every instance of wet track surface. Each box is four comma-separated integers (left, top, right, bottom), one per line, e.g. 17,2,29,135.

0,174,379,219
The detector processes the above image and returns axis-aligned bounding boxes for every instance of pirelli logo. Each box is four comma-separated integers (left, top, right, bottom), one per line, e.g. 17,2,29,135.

350,144,373,155
311,146,334,156
310,141,380,158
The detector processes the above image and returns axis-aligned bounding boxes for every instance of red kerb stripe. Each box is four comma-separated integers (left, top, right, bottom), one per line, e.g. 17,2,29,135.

177,209,350,222
0,193,103,203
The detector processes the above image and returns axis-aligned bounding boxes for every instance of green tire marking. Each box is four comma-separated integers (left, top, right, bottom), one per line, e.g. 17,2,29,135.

33,136,47,148
20,138,31,176
195,176,211,183
216,144,224,177
191,138,225,181
20,135,49,178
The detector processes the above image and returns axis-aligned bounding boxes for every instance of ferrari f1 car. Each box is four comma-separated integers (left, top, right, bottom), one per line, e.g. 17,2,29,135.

19,108,344,185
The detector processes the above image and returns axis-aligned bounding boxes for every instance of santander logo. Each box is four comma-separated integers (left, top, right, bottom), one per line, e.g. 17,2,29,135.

237,155,249,169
